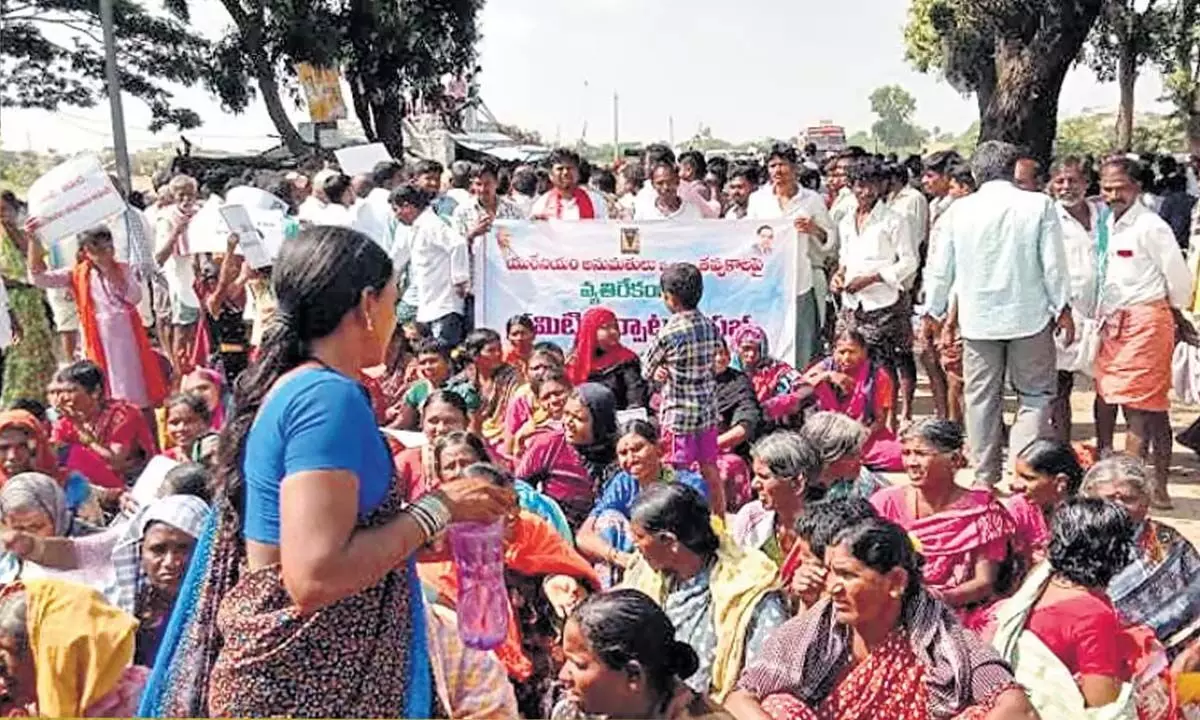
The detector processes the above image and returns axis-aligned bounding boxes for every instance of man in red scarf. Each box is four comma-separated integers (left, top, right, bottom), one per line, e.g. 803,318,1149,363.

530,148,608,221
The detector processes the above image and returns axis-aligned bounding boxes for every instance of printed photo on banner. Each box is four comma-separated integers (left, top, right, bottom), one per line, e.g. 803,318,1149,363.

477,219,798,359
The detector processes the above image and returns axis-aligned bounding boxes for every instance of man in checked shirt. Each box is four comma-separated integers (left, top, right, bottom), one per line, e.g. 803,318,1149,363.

642,262,726,515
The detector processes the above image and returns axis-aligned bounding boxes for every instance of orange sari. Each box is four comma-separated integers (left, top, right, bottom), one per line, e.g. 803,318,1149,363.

70,262,167,407
419,511,598,680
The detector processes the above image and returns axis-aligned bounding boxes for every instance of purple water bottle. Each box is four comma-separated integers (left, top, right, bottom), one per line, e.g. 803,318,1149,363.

448,520,509,650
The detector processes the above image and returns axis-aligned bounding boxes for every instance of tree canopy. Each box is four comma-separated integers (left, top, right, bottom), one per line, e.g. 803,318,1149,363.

868,85,927,150
1,0,214,131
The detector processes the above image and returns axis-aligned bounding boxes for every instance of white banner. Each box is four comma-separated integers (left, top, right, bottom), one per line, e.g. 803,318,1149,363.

476,219,797,359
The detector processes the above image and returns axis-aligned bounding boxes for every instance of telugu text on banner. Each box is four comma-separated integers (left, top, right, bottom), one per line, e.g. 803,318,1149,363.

476,219,798,360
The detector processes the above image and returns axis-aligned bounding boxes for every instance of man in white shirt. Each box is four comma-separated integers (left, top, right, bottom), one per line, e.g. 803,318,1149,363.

722,166,756,220
530,148,608,221
1047,156,1102,442
154,174,203,373
508,166,539,217
632,145,714,221
921,141,1074,486
834,160,920,423
354,161,405,252
445,161,474,208
452,161,525,332
389,186,470,346
1093,156,1193,507
635,162,707,221
887,166,930,252
297,168,337,224
748,143,838,368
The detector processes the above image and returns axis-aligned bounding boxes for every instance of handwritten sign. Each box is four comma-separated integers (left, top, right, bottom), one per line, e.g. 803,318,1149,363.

26,154,126,246
185,196,229,255
224,185,289,213
218,205,285,269
334,143,393,177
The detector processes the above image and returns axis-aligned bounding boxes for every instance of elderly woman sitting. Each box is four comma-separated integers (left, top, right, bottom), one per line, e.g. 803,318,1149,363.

1081,455,1200,658
0,472,100,583
731,432,823,568
799,411,889,501
726,518,1038,720
622,483,787,703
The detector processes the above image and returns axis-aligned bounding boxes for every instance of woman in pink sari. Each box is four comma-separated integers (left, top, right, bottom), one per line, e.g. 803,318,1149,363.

803,327,902,472
870,418,1019,631
731,322,810,429
1005,439,1085,565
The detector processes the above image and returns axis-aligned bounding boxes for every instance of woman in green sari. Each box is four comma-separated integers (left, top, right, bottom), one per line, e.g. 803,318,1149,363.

0,197,56,404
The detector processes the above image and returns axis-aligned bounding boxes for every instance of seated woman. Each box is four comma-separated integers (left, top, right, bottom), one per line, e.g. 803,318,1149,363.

800,411,889,501
450,328,523,463
1082,455,1200,656
419,463,600,719
504,313,537,378
576,420,708,588
395,339,475,430
27,226,168,414
731,322,810,429
48,360,156,484
714,339,763,513
622,483,787,703
161,393,218,466
433,429,572,541
727,518,1035,720
180,367,230,432
731,432,823,568
0,472,99,582
360,324,416,426
505,343,567,454
517,383,621,530
871,419,1018,630
566,306,647,411
553,589,734,720
423,600,520,719
0,408,102,520
395,390,471,503
1006,439,1085,565
991,498,1137,715
510,367,572,456
802,328,902,472
0,578,148,716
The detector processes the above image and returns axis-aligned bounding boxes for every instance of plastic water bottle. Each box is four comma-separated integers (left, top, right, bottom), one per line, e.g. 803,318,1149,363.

448,520,509,650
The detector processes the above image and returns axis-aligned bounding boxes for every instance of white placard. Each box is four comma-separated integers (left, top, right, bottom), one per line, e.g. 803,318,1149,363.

185,196,229,255
26,154,127,246
130,455,181,508
381,427,428,448
334,143,393,176
218,205,284,269
616,408,649,425
224,185,289,213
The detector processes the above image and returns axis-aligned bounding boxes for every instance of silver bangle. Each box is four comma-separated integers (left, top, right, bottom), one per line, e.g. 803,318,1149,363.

410,493,452,539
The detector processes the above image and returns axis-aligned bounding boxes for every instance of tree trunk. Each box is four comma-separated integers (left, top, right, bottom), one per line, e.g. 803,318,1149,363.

371,85,404,159
1116,25,1138,151
252,56,311,159
975,1,1103,164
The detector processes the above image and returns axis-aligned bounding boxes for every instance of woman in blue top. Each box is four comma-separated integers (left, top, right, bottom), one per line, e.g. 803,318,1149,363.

576,419,706,588
141,225,512,718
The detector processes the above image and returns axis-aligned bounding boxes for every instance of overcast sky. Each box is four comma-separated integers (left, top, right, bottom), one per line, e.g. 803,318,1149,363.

0,0,1172,154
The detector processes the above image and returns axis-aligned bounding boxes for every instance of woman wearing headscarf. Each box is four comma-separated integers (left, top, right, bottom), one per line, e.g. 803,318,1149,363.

566,307,648,410
0,472,100,583
0,410,59,484
727,519,1035,720
180,367,230,431
0,579,147,717
731,322,810,428
517,383,620,530
713,339,762,513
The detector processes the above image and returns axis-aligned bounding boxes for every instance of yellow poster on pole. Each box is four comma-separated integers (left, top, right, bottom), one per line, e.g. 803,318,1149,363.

296,64,347,123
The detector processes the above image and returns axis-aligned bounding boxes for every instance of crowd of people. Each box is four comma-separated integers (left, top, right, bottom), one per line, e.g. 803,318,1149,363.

0,134,1194,718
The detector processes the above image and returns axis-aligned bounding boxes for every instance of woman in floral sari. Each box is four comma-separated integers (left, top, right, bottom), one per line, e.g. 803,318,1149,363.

726,518,1035,720
0,200,55,405
732,322,809,429
871,419,1019,630
1081,455,1200,657
802,327,902,472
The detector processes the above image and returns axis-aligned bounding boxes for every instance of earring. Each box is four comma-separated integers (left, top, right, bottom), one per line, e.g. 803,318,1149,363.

889,590,901,599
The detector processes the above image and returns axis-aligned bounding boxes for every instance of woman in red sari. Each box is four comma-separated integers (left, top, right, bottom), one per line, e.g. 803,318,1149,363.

48,360,156,484
504,314,536,378
870,419,1019,631
566,306,647,411
726,518,1036,720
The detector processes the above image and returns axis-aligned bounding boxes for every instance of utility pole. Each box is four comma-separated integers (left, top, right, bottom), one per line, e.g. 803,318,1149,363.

100,0,132,195
612,92,620,164
668,116,675,148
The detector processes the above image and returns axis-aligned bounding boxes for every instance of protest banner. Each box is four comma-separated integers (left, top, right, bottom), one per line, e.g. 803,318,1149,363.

26,154,126,248
296,63,347,123
476,219,797,360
